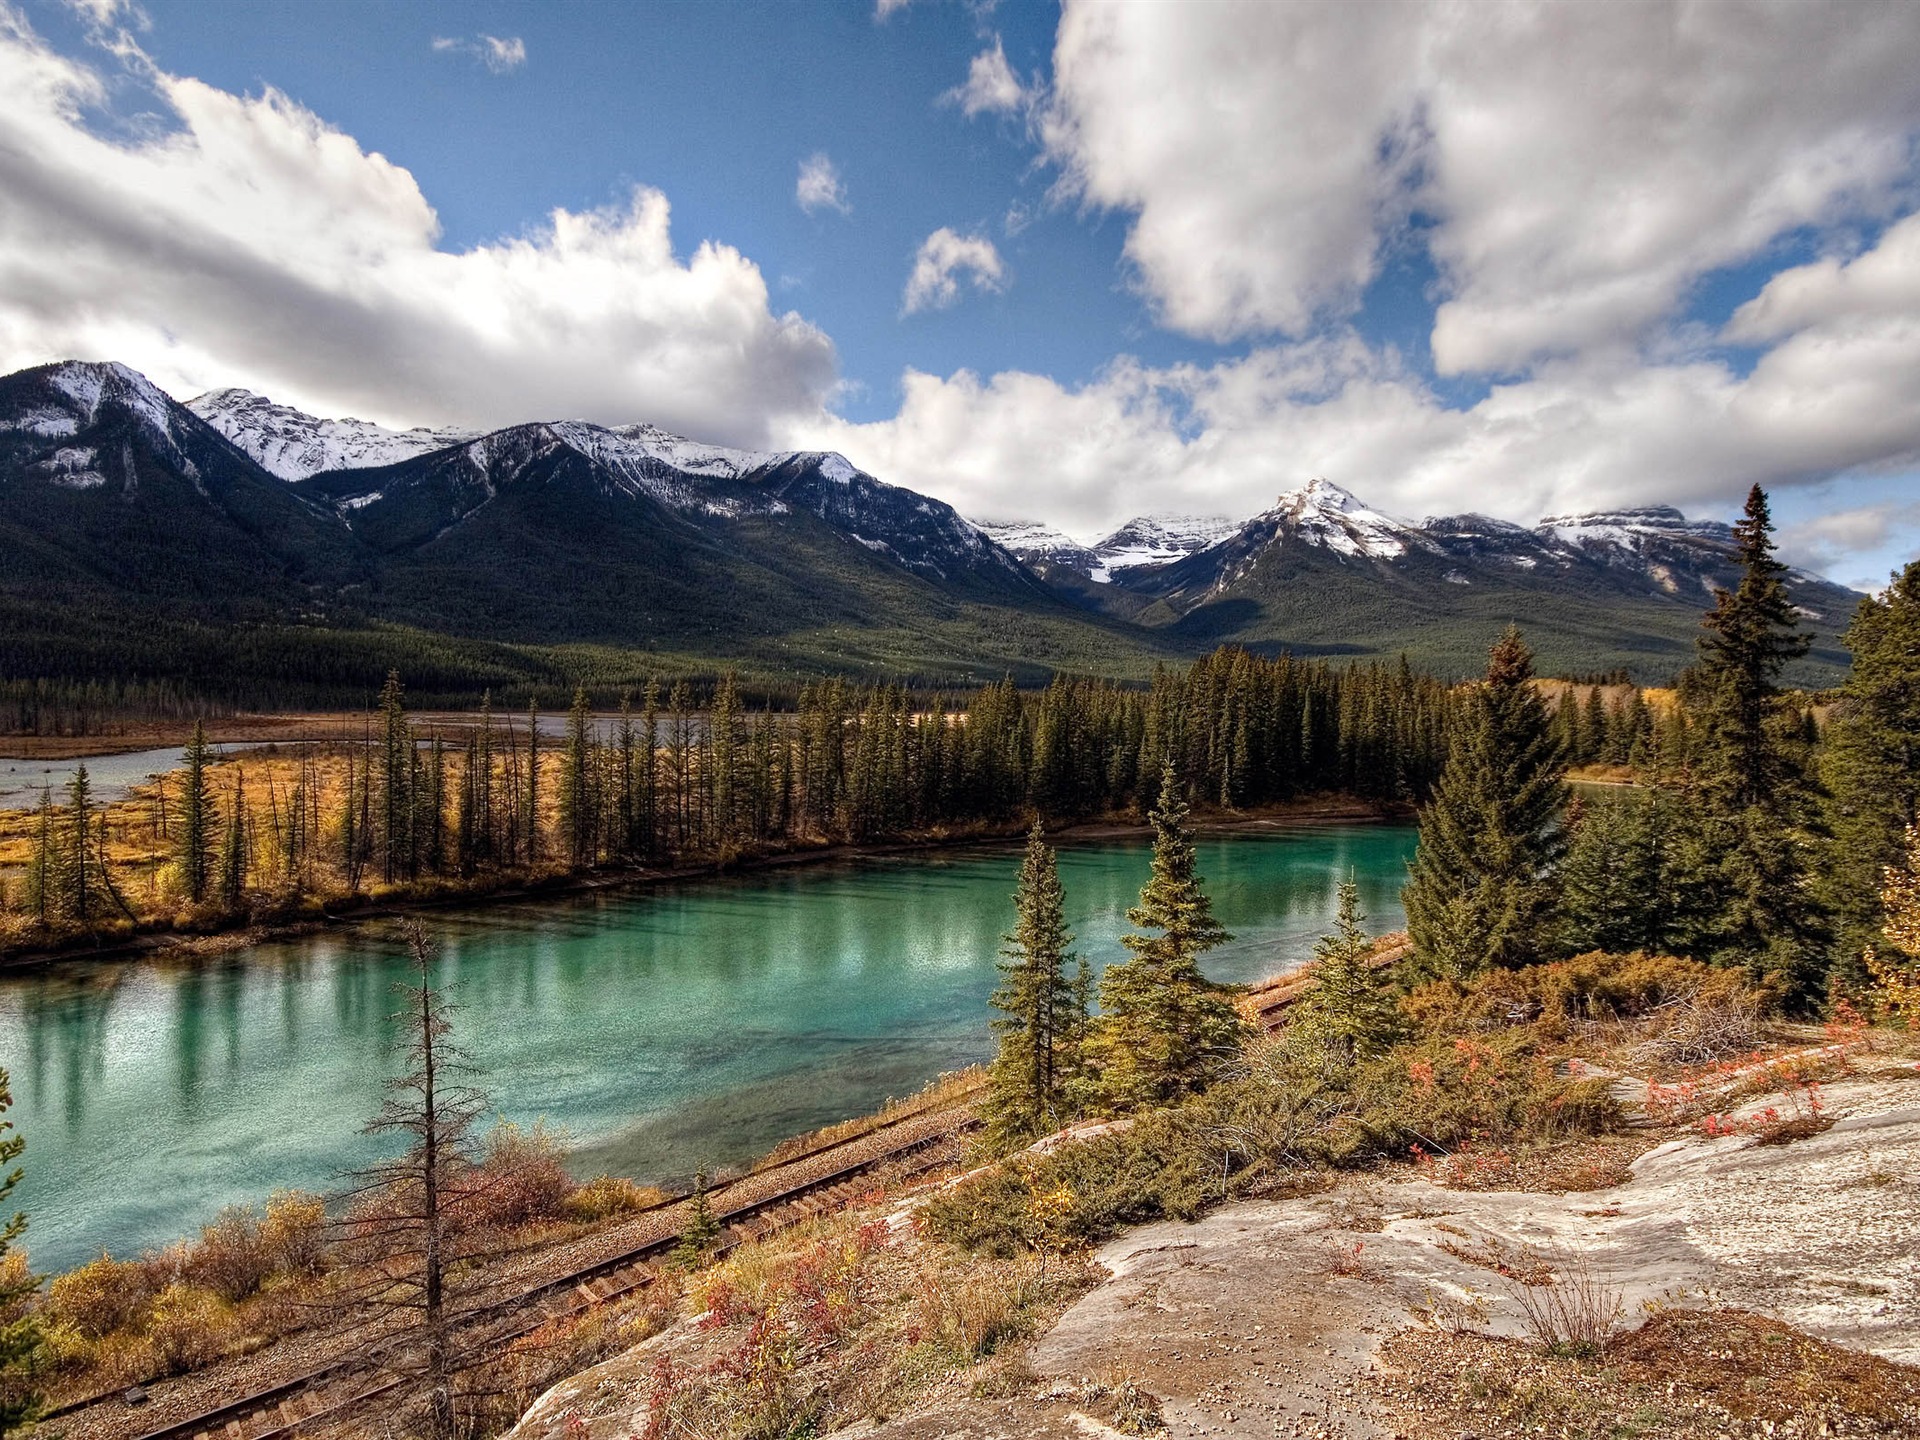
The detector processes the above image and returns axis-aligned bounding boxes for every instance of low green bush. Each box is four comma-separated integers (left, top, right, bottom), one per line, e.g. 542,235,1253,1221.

924,1020,1620,1255
1400,950,1768,1035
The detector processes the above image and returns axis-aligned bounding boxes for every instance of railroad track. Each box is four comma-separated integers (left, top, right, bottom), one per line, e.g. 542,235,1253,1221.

89,1107,977,1440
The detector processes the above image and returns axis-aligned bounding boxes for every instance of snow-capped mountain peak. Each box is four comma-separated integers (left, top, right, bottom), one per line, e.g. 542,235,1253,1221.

972,519,1102,575
1536,505,1734,550
187,388,477,481
1257,477,1415,559
34,361,182,451
1088,514,1238,581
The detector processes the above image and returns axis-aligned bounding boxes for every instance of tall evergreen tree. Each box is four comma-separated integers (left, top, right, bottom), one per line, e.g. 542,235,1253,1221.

23,791,53,928
1290,879,1401,1063
378,672,412,884
0,1070,43,1432
217,772,249,912
523,698,541,864
1683,485,1826,997
61,764,94,923
1403,627,1568,977
983,822,1084,1146
178,720,215,902
1086,762,1246,1111
1692,486,1811,809
1821,558,1920,966
559,686,595,866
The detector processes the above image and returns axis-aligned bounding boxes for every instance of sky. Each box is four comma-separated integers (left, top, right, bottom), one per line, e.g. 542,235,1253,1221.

2,0,1918,588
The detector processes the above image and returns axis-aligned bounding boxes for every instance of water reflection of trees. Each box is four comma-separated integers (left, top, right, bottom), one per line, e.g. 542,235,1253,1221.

16,968,127,1128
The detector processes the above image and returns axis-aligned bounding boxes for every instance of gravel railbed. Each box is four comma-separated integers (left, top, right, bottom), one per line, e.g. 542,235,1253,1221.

52,1103,978,1440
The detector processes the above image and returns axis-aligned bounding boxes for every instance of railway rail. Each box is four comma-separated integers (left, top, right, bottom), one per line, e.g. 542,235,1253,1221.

62,1104,977,1440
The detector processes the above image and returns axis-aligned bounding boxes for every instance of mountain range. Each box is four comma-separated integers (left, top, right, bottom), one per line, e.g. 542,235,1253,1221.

0,360,1863,698
982,477,1858,679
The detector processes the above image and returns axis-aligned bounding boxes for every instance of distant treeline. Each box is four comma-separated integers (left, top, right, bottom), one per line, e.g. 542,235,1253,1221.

0,677,229,737
2,647,1457,943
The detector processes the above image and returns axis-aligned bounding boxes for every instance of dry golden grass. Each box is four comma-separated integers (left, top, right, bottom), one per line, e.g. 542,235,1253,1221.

1371,1309,1920,1438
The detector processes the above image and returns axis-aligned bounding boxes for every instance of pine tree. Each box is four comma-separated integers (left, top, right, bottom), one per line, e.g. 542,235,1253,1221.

217,772,249,912
62,764,94,923
378,672,412,884
983,822,1084,1146
1290,880,1401,1062
673,1170,722,1270
1692,486,1811,809
1555,789,1677,956
1403,627,1568,977
0,1070,44,1431
1683,485,1827,998
710,673,741,846
560,686,595,866
523,698,541,864
23,792,52,929
1863,826,1920,1028
1821,559,1920,966
1085,761,1246,1111
178,720,215,902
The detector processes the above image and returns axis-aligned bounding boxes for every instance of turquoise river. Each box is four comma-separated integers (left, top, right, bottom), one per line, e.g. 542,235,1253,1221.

1,823,1415,1273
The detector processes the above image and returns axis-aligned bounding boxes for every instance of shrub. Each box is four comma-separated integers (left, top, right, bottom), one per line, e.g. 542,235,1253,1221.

191,1206,276,1302
260,1190,328,1277
926,1023,1619,1255
1504,1249,1625,1358
145,1283,237,1374
923,1109,1229,1257
1403,951,1764,1035
913,1256,1052,1360
456,1122,575,1230
560,1176,666,1223
47,1255,154,1339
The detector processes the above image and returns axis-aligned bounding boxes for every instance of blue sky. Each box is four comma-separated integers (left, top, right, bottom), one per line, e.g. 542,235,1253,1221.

4,0,1919,586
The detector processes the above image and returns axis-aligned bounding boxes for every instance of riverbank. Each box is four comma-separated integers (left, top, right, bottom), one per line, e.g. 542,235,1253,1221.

0,794,1399,972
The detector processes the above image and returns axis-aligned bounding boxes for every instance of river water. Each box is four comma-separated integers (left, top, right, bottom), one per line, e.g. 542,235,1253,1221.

1,824,1416,1273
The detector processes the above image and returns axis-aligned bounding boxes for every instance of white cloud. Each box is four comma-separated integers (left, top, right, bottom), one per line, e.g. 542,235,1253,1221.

873,0,916,20
795,152,850,216
944,36,1027,117
0,12,834,444
901,228,1007,314
431,33,526,74
61,0,144,28
793,204,1920,543
1779,500,1920,583
1041,0,1920,366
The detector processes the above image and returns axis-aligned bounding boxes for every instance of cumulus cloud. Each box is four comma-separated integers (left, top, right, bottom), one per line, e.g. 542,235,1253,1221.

431,33,526,74
1041,0,1920,366
901,228,1007,314
792,203,1920,540
795,152,850,215
944,36,1027,117
0,12,834,444
1780,500,1920,583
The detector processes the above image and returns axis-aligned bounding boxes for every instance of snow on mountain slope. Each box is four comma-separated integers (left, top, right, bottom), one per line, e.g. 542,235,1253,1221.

1088,514,1237,581
1255,477,1421,559
973,519,1102,574
1537,506,1735,552
188,388,476,481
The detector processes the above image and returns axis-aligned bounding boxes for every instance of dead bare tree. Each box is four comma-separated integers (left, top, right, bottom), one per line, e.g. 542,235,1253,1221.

355,921,488,1439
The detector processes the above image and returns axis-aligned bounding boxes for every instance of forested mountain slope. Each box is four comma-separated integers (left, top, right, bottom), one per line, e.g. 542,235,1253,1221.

991,479,1860,683
0,362,1169,697
0,362,1866,697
